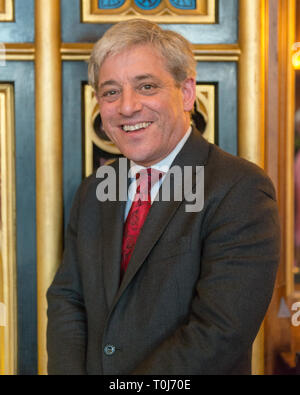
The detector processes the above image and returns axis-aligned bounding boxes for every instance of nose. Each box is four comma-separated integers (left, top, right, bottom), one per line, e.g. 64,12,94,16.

119,87,142,117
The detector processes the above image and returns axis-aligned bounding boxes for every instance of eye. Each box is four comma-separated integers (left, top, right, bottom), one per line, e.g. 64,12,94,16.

142,84,153,90
139,83,158,94
102,89,118,97
141,84,155,91
100,89,120,102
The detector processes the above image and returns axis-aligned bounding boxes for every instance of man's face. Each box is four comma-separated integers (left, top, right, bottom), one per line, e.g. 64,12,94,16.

96,44,196,167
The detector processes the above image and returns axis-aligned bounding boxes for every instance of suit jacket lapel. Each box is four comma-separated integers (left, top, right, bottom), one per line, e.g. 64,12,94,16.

100,158,129,309
112,129,210,306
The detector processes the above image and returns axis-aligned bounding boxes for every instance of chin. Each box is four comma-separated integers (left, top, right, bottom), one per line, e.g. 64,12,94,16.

126,155,151,167
128,156,148,165
123,149,151,164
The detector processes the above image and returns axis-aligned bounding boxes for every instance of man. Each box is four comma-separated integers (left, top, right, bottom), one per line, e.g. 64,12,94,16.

47,19,280,375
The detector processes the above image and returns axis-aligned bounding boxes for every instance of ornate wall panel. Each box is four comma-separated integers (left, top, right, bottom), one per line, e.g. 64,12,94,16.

84,85,121,177
83,83,216,177
0,0,270,375
81,0,216,24
0,63,36,375
197,62,238,153
0,84,17,375
61,0,237,44
0,0,34,43
0,0,14,21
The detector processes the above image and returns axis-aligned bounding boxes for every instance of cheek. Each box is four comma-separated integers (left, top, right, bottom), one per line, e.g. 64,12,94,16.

98,108,110,125
158,97,180,117
98,113,117,141
98,102,116,122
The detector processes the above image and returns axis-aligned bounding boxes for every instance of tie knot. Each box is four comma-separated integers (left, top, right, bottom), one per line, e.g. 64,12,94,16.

136,168,164,189
134,168,164,199
136,167,151,180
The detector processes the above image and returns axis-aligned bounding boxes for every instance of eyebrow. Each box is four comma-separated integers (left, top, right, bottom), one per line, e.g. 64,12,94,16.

133,74,157,81
98,74,160,91
98,80,120,91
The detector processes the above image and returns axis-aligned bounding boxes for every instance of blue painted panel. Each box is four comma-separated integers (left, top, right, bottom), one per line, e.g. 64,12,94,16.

63,61,88,228
61,0,109,43
0,0,34,43
134,0,162,10
98,0,196,11
164,0,238,45
197,62,238,155
61,0,238,44
169,0,196,10
0,61,37,375
98,0,126,9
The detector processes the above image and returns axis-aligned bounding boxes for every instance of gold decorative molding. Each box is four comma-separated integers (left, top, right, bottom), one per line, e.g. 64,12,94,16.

0,84,17,375
252,323,265,375
0,44,35,61
283,0,298,299
84,85,121,177
0,42,241,63
238,0,265,168
35,0,63,375
60,43,240,62
193,44,241,62
238,0,267,376
0,0,14,22
81,0,216,24
0,42,241,64
60,43,93,61
195,84,215,144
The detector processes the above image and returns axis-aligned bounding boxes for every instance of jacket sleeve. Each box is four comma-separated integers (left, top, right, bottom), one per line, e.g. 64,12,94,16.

46,183,88,375
132,170,280,375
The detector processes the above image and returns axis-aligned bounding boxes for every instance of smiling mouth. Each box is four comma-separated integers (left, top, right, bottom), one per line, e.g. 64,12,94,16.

122,122,152,132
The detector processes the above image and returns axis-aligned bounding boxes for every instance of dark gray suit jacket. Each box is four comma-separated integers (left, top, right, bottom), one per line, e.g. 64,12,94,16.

47,130,280,375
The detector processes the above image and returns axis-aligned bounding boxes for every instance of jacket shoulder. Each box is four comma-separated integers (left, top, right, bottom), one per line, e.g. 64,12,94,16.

205,142,276,200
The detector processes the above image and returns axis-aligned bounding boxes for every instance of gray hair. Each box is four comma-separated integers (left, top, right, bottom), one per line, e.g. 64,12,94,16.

88,19,196,93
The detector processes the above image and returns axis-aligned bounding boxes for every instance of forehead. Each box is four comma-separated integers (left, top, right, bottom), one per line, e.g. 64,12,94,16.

98,44,172,83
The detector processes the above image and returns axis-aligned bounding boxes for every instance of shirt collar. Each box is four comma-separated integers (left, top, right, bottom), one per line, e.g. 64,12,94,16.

129,126,192,179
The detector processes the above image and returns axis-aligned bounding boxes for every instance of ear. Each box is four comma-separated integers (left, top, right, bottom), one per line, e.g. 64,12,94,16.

181,78,196,112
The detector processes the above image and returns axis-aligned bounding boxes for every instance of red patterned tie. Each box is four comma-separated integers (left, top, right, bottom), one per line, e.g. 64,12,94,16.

120,168,162,279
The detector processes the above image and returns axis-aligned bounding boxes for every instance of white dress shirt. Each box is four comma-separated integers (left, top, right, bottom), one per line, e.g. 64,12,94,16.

124,126,192,220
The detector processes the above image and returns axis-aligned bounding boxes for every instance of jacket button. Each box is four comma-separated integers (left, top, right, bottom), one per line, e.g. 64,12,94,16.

104,344,116,356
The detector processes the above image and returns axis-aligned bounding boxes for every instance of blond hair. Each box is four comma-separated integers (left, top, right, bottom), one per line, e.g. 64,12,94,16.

88,19,196,92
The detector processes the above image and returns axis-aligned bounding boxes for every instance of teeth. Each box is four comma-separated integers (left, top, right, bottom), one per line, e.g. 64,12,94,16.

122,122,151,132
